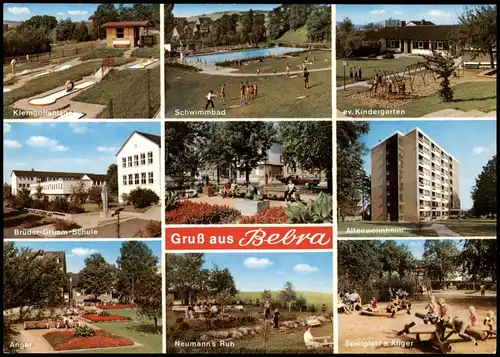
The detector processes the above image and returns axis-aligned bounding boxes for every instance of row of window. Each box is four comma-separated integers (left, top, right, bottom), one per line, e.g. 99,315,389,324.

121,152,154,168
123,172,155,186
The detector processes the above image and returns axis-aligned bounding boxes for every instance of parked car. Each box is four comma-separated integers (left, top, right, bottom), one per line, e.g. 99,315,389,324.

280,175,320,186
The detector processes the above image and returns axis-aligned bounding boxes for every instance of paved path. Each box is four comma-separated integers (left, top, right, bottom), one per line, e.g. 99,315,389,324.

123,47,138,58
201,67,331,76
422,108,496,118
428,223,462,237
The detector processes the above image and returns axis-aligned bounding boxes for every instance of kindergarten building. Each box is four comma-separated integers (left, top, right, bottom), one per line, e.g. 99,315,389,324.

116,131,162,203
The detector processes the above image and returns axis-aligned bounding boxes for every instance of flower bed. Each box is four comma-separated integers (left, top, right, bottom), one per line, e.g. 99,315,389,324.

240,207,289,224
99,304,137,310
82,314,131,322
44,329,134,351
165,201,241,224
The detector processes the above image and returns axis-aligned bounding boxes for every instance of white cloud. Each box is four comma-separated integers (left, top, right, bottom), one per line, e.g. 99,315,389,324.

370,9,385,14
472,146,490,155
15,162,27,166
70,247,98,256
243,257,274,269
26,136,69,151
393,11,404,15
428,10,452,18
97,146,117,152
56,12,65,16
67,10,88,16
68,123,87,134
4,123,11,132
4,139,22,149
293,264,319,274
7,7,30,15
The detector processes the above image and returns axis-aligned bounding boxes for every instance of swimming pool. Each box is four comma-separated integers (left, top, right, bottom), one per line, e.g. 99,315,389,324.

185,47,304,64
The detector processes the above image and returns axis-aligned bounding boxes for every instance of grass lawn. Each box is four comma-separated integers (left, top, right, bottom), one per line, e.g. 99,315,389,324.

277,25,308,44
80,48,126,61
337,80,496,117
78,308,162,354
82,203,151,214
228,50,331,74
338,221,440,237
336,56,422,86
439,219,496,237
73,65,160,118
131,46,161,58
165,67,332,118
3,58,133,119
236,291,333,309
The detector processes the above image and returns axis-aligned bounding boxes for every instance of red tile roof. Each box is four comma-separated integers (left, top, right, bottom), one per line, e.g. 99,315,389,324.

102,21,150,28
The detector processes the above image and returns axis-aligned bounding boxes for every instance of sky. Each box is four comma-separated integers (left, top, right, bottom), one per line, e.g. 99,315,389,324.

172,4,279,17
10,240,162,273
3,122,160,184
361,120,496,210
384,239,465,260
336,4,472,25
3,3,133,22
202,252,333,293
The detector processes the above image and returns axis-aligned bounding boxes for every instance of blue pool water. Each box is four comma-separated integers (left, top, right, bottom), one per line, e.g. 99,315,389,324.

185,47,304,64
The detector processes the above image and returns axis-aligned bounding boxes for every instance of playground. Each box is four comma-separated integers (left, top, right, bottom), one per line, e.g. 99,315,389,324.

339,290,497,354
336,57,496,118
165,50,332,118
4,48,160,119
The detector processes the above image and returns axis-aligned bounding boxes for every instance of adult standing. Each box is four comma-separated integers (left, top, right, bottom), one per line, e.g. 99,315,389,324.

205,90,216,110
264,300,271,320
358,66,362,80
480,283,486,296
303,67,310,89
10,58,17,75
349,66,353,82
273,308,280,329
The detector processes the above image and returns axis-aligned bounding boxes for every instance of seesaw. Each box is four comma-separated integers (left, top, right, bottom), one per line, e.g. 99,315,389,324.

360,309,410,317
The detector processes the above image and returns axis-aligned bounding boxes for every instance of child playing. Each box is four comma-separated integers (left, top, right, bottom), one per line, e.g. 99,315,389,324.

469,306,479,326
423,295,439,324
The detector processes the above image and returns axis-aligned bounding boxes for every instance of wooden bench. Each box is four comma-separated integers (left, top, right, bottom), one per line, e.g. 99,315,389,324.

24,320,65,330
113,39,131,48
262,186,300,200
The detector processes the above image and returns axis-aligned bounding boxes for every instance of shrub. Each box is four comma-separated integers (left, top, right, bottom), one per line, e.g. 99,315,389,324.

67,202,85,214
286,192,333,223
240,207,288,224
99,311,110,316
383,52,395,59
165,201,240,224
49,197,70,213
12,189,33,210
128,187,159,208
88,186,102,207
144,220,162,237
31,199,49,210
73,325,95,338
165,191,180,212
53,219,81,231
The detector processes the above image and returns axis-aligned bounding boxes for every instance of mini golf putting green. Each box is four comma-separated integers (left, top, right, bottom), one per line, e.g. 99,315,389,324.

28,81,95,106
127,58,159,70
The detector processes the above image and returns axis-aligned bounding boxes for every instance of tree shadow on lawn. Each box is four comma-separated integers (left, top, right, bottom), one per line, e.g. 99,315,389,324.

308,81,323,89
124,323,162,335
450,96,497,103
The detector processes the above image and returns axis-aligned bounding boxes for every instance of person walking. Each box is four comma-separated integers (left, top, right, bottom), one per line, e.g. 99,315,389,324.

273,308,280,329
10,58,17,75
358,66,362,80
303,67,310,89
205,90,216,109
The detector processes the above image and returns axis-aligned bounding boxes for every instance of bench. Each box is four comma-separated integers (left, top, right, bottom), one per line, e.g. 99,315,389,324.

262,186,300,201
171,305,188,312
113,39,131,48
306,335,333,348
24,320,65,330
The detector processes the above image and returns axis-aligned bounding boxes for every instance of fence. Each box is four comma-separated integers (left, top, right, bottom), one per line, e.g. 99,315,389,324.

96,66,161,119
3,41,106,65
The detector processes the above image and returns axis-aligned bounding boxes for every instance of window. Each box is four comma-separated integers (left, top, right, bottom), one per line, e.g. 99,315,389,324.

147,151,153,164
140,153,146,165
437,41,443,50
148,172,154,184
116,27,125,38
141,173,146,184
127,156,133,167
122,157,127,168
134,155,139,166
128,174,133,185
389,39,400,49
134,173,139,185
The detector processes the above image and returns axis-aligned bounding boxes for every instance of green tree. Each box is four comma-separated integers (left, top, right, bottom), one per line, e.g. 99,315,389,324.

451,5,497,69
278,121,333,192
75,21,89,42
306,5,331,43
267,7,284,40
337,121,370,221
77,253,114,300
460,239,497,287
164,4,175,40
422,240,459,289
116,241,159,302
336,17,363,58
278,281,297,312
261,290,273,306
208,264,238,316
22,15,58,35
166,253,209,305
135,270,162,334
88,186,102,208
3,243,67,321
106,163,118,195
55,18,76,42
89,3,118,39
70,181,89,207
295,294,307,312
471,155,497,217
3,183,12,202
423,50,457,102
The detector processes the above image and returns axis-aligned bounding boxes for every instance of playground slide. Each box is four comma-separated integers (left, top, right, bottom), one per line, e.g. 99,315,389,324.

28,81,95,106
127,58,159,69
55,111,86,120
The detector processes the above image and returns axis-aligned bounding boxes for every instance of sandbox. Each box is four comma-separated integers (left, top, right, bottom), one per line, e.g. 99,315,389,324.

127,58,159,69
28,81,95,106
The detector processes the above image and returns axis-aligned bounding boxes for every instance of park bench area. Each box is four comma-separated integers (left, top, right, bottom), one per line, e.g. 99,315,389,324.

24,320,67,330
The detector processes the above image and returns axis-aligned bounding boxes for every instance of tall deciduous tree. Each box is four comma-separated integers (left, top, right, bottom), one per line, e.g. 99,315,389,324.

106,163,118,195
208,264,238,316
337,121,370,221
451,5,497,69
460,239,497,286
77,253,114,300
135,270,162,334
471,155,497,217
278,121,333,192
306,5,331,43
279,281,297,312
164,4,175,40
422,240,459,289
166,253,209,305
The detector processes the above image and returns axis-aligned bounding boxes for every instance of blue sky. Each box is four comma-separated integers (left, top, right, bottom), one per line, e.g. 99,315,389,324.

3,3,133,21
201,252,333,293
172,4,279,17
3,122,160,184
10,240,162,273
361,120,496,210
385,239,464,260
336,4,471,25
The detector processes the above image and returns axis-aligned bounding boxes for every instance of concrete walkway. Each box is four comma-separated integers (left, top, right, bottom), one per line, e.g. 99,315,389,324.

422,108,496,118
201,67,331,76
427,223,462,237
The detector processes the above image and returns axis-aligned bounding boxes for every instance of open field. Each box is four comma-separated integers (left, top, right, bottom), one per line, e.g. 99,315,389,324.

439,219,497,237
236,291,333,309
336,57,422,87
339,290,497,354
165,67,331,118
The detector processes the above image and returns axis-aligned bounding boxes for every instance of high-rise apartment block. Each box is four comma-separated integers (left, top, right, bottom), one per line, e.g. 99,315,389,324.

371,128,460,222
